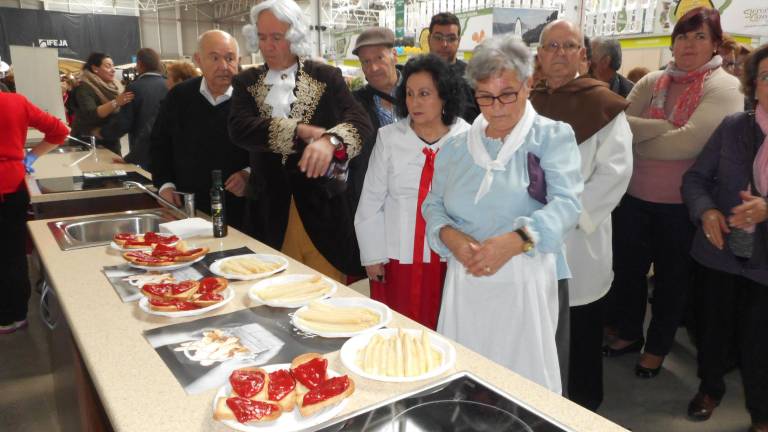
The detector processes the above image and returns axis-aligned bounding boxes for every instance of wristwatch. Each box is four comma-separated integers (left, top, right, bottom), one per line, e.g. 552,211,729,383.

326,134,342,149
515,228,534,253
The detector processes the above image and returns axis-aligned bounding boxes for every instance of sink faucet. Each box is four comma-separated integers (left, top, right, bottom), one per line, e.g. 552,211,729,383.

122,181,195,219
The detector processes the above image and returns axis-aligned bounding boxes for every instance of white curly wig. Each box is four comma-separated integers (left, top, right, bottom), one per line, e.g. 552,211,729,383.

242,0,312,57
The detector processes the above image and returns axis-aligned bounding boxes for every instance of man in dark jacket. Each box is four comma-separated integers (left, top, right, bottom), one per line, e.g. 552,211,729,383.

590,37,634,98
101,48,168,168
427,12,479,123
350,27,401,214
151,31,250,232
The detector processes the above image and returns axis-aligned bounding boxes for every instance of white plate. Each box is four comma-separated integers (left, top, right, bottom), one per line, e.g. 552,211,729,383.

127,253,206,271
109,234,178,252
291,297,392,338
210,254,289,281
212,363,348,432
248,274,337,308
138,287,234,317
340,328,456,383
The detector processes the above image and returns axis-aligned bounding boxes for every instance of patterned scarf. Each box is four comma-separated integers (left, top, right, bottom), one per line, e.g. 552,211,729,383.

753,104,768,196
647,55,722,127
80,69,123,105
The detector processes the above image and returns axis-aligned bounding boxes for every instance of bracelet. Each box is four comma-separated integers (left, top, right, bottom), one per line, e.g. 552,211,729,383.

111,99,118,109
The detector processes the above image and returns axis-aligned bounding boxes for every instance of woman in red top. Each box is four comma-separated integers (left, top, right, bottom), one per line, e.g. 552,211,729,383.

0,92,69,334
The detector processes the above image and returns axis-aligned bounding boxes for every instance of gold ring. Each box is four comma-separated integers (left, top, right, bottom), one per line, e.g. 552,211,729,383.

484,266,491,273
707,216,717,221
705,233,711,238
747,216,753,223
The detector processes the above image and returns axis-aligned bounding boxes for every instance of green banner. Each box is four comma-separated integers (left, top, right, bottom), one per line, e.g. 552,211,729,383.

395,0,404,38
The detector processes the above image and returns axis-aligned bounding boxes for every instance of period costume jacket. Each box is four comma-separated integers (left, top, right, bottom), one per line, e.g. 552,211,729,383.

229,59,373,276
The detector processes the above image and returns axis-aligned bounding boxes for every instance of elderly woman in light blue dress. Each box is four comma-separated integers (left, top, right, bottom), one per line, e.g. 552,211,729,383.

422,35,583,394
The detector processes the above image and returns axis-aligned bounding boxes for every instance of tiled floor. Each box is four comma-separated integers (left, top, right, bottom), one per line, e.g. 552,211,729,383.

0,279,754,432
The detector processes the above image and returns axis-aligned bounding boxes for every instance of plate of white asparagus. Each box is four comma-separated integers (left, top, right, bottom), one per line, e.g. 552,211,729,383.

340,328,456,382
210,254,288,281
291,297,392,338
248,274,337,308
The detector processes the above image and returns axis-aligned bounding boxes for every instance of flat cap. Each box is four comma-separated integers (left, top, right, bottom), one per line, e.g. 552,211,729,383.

353,27,395,56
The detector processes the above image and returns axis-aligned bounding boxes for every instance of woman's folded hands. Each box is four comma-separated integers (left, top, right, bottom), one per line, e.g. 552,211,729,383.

440,227,523,277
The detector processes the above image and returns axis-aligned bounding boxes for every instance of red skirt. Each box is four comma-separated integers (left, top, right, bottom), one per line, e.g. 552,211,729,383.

369,259,447,330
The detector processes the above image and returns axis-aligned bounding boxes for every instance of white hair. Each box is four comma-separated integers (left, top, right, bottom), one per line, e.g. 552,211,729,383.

242,0,312,57
466,34,533,88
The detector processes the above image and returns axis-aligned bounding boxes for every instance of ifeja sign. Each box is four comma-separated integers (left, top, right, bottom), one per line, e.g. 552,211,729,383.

38,39,69,48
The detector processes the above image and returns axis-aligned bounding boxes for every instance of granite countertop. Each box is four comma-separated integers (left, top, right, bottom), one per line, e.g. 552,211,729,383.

27,217,627,432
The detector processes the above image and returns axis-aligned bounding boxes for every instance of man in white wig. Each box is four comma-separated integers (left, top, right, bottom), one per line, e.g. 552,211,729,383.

229,0,372,282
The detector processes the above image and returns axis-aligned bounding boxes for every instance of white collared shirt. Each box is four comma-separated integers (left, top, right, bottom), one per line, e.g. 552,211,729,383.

199,77,232,106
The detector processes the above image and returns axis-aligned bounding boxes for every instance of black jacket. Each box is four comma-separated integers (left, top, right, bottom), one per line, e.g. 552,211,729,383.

450,60,480,123
609,73,635,99
228,60,373,276
101,73,168,168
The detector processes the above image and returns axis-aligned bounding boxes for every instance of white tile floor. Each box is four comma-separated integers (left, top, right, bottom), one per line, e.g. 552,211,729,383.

0,279,754,432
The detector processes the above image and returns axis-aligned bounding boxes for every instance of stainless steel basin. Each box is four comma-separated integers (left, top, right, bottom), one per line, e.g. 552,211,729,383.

47,210,176,251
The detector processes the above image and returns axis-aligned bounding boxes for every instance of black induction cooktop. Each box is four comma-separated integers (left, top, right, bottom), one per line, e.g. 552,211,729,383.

36,171,151,194
313,372,573,432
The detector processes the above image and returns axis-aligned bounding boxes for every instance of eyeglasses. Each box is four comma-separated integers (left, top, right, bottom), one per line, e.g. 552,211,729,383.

430,34,459,45
475,82,525,107
540,40,581,53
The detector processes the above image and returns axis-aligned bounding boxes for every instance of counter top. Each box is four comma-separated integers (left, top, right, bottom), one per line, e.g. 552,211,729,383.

28,216,626,432
25,147,152,203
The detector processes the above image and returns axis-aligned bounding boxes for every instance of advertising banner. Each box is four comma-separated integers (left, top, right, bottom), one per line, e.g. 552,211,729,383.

0,7,140,65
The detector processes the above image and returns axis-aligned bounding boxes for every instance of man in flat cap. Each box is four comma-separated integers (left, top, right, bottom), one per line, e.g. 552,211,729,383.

349,27,402,217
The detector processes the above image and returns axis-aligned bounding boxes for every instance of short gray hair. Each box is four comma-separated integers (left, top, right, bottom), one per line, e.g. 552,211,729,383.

466,34,533,88
242,0,312,57
592,36,622,71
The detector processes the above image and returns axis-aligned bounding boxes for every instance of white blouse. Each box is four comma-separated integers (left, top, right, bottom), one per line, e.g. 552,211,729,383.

355,117,470,266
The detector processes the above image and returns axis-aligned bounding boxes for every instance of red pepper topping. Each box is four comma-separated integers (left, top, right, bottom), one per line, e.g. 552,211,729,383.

230,369,266,398
268,369,296,402
291,357,327,390
171,281,197,295
225,397,279,423
198,277,220,294
302,376,350,406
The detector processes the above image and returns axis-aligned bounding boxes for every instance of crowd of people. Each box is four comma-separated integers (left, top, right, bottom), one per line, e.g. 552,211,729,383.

2,1,767,430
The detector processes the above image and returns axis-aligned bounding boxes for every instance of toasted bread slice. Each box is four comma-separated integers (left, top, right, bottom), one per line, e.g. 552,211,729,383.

267,368,297,412
166,280,199,299
290,353,327,394
140,283,172,301
123,251,174,266
229,367,268,400
191,292,224,307
213,397,281,424
298,375,355,418
173,247,208,262
197,277,228,294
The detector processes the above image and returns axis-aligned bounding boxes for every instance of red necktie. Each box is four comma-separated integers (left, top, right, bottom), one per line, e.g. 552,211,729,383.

410,147,441,320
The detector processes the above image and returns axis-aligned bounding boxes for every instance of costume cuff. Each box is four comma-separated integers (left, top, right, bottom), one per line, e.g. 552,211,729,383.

327,123,362,159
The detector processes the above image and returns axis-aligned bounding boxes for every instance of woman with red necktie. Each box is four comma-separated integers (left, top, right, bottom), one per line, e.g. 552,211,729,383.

354,54,469,329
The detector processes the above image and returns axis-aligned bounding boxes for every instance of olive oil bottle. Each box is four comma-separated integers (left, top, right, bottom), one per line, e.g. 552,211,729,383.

210,170,227,238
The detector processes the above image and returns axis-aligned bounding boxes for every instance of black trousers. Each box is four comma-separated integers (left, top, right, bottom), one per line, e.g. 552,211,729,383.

568,298,604,411
0,187,31,326
695,265,768,424
607,195,694,355
554,279,570,395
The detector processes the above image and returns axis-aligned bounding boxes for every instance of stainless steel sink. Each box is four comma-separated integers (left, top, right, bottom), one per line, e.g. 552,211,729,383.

47,210,176,251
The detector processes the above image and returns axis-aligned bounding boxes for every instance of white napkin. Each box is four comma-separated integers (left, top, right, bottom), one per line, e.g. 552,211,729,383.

159,218,212,239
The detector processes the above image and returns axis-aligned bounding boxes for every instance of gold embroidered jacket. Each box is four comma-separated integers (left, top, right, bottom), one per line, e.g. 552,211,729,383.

228,59,373,276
